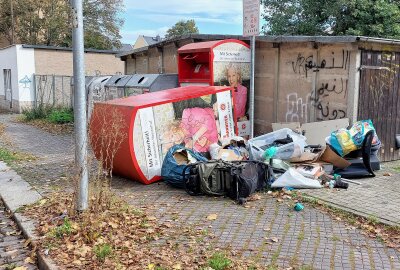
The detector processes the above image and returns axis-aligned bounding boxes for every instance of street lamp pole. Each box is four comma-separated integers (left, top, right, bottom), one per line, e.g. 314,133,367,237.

71,0,88,211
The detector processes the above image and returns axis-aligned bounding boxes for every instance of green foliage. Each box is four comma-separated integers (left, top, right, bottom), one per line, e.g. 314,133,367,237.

47,108,74,124
261,0,400,39
22,106,73,124
0,0,124,49
22,105,53,121
94,243,113,261
53,217,73,238
208,252,231,270
165,19,199,39
367,214,379,225
299,266,314,270
4,263,17,270
0,147,33,165
0,147,18,163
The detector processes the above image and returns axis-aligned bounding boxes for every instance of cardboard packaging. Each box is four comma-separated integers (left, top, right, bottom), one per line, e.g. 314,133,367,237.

290,146,351,169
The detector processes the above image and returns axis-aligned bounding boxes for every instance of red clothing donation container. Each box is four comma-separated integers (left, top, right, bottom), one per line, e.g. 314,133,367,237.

90,86,236,184
178,39,251,136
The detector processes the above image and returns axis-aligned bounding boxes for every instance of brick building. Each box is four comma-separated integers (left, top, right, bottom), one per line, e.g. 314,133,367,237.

0,44,124,112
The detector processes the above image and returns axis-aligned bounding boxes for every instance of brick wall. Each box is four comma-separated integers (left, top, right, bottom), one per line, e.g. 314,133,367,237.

34,49,124,76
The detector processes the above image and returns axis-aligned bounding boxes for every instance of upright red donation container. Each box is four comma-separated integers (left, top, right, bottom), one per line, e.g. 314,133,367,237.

178,39,251,136
90,86,236,184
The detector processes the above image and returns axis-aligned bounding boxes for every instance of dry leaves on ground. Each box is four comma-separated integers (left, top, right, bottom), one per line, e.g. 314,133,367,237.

15,118,73,135
23,192,261,270
206,214,218,220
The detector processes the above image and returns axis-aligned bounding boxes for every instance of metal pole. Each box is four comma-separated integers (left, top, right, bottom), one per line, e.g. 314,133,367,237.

249,35,255,138
71,0,88,211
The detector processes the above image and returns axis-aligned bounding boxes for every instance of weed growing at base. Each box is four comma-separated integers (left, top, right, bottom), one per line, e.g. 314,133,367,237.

94,243,113,261
208,252,231,270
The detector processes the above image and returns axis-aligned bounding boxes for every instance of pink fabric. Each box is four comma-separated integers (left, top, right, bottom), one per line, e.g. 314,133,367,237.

181,107,218,152
234,84,247,118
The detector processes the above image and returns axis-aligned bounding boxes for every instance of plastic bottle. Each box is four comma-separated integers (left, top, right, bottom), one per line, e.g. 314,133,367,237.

329,180,335,189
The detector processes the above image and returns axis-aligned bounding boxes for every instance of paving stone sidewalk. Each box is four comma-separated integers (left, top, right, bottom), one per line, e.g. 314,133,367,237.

1,113,400,269
0,200,37,270
302,168,400,226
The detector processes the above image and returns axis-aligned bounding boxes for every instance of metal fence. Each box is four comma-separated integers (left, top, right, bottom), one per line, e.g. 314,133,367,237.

33,74,74,108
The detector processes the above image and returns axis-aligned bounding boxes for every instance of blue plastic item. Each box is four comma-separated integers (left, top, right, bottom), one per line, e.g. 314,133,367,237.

263,146,277,160
294,202,304,211
161,145,207,188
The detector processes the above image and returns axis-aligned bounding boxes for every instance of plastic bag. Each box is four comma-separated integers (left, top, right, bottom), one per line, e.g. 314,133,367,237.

271,168,322,189
248,128,307,161
329,119,379,157
161,145,208,188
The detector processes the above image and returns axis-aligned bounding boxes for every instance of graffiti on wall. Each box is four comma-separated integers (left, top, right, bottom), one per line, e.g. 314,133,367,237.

285,49,350,122
286,79,348,122
291,50,351,78
311,78,348,121
285,93,310,122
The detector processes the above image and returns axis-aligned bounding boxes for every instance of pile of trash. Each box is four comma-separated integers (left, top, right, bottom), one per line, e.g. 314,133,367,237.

161,119,381,203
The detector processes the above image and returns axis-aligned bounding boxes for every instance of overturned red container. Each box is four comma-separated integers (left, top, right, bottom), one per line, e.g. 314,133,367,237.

90,85,236,184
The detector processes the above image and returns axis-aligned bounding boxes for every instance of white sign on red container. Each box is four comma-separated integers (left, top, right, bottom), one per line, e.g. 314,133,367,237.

243,0,260,37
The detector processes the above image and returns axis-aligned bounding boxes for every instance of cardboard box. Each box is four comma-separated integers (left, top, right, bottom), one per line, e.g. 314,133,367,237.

217,149,243,161
290,146,351,169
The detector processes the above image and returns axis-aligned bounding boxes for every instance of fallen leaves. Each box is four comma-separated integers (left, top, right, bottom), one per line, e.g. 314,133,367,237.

108,221,119,229
247,194,261,201
206,214,218,220
270,237,279,243
22,192,258,269
24,256,35,264
38,199,47,206
13,267,28,270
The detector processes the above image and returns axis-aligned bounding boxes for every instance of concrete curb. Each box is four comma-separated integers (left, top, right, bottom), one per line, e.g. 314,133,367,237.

0,162,58,270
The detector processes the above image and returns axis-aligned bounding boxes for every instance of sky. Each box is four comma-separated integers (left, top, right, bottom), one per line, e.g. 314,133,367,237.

121,0,247,45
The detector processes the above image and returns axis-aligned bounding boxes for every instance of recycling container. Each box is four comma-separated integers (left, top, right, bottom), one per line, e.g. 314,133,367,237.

124,74,179,96
104,75,133,99
90,85,236,184
178,39,251,136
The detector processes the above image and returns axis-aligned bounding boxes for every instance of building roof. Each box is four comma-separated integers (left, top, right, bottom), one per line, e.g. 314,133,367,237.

118,43,134,52
257,35,400,44
178,39,249,53
117,34,245,57
117,34,400,58
142,35,162,46
22,44,123,54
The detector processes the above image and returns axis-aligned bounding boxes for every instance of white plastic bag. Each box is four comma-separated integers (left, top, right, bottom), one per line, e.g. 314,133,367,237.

271,168,322,189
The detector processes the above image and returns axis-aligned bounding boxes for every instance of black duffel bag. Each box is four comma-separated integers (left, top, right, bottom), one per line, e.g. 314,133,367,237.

183,160,272,204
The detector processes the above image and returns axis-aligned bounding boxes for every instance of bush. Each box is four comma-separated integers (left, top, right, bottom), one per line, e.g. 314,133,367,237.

47,108,74,124
22,105,53,121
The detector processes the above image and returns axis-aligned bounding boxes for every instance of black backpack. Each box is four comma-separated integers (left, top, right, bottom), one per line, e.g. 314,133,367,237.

183,160,271,203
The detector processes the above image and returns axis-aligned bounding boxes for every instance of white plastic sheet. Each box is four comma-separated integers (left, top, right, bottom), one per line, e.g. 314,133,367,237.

271,168,322,189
